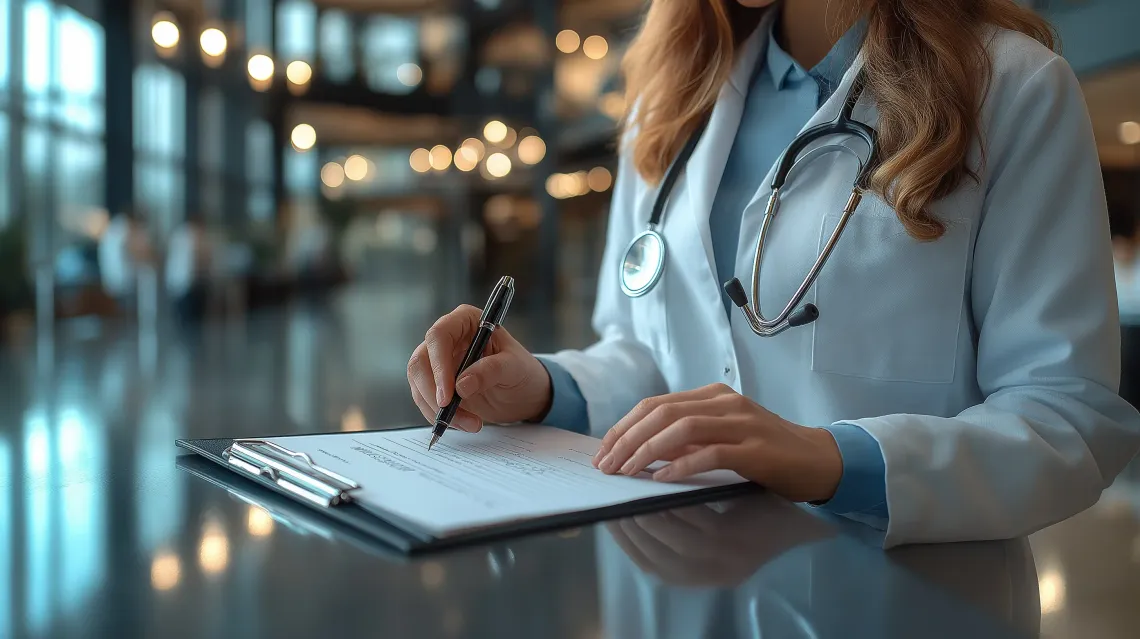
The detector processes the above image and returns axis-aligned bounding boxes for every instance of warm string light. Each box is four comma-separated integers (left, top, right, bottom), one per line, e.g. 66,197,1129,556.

454,146,479,172
345,154,370,181
486,153,512,178
286,60,312,85
151,14,180,50
1120,121,1140,145
291,124,316,151
321,162,345,187
583,35,609,60
200,28,227,57
547,168,611,199
483,120,508,144
430,145,453,171
555,29,580,54
248,54,275,91
410,148,432,173
517,136,546,165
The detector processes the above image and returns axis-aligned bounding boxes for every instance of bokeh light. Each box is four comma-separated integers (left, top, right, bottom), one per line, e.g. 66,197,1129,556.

587,166,612,192
321,162,345,188
247,54,275,81
152,15,180,49
286,60,312,85
397,63,423,87
486,153,512,178
555,29,581,54
1120,121,1140,145
517,136,546,165
455,146,479,172
344,154,369,181
200,28,227,57
410,148,431,173
430,145,453,170
290,124,316,151
483,120,508,144
583,35,609,60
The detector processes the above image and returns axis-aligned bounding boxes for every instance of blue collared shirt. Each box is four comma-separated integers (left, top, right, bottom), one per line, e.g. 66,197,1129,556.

538,16,887,519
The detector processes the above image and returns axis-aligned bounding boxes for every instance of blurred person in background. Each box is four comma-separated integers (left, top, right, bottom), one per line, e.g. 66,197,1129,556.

98,208,153,313
409,0,1140,548
166,215,211,327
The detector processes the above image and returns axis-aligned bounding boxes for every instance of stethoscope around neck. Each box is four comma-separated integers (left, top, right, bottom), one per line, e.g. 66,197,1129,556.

620,70,879,338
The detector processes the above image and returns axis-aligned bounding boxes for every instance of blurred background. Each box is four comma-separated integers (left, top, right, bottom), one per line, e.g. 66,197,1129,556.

0,0,1135,424
1,2,1140,638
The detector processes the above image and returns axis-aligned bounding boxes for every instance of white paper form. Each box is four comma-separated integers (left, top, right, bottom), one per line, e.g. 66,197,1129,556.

267,425,747,537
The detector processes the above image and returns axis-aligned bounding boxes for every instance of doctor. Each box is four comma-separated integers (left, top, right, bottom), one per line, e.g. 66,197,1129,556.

408,0,1140,547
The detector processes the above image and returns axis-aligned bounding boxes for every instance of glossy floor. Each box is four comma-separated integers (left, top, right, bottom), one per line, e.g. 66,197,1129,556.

1,285,1139,638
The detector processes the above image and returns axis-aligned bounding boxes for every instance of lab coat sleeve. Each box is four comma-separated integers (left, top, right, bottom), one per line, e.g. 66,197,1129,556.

539,148,670,436
848,56,1140,547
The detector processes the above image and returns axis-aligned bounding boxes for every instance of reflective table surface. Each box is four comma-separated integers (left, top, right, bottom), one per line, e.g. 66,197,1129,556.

2,294,1139,638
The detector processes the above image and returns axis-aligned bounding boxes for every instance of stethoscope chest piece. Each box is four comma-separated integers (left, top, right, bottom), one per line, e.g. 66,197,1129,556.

620,228,666,297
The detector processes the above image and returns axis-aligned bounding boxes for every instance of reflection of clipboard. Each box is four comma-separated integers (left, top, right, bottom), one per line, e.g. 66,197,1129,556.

177,427,756,554
176,455,411,562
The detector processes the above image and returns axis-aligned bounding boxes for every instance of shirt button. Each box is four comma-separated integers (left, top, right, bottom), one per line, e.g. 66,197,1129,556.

723,366,732,377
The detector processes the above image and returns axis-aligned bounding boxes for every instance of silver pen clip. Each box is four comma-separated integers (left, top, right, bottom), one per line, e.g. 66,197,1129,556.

223,439,361,508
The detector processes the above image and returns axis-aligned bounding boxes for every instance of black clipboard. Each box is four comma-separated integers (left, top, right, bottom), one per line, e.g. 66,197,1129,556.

176,428,758,554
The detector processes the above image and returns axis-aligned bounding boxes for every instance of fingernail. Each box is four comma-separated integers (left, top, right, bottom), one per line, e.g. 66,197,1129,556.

653,468,673,482
601,454,616,473
456,376,475,397
436,389,446,406
619,460,635,475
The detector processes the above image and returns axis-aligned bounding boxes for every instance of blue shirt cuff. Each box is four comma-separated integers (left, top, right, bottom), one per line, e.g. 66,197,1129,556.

818,423,889,518
532,357,590,434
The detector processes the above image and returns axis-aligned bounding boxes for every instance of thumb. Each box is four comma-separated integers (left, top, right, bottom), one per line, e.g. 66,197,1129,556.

455,354,512,399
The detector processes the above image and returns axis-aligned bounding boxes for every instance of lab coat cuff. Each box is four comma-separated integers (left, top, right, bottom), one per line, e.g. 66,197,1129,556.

532,357,590,434
817,423,889,518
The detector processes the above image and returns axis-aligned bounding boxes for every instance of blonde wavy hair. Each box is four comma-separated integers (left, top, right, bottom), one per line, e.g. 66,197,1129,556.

621,0,1055,240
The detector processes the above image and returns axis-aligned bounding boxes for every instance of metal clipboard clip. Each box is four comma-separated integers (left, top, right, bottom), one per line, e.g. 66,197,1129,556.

222,439,361,508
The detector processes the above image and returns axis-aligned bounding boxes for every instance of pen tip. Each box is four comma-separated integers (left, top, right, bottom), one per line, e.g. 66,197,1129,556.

428,434,439,451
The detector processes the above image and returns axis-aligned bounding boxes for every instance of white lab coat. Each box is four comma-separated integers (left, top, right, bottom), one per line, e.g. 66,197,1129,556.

544,25,1140,547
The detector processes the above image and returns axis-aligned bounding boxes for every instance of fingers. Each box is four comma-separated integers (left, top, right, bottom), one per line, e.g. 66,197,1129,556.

654,444,743,483
408,376,482,431
618,416,746,477
597,401,706,473
408,342,437,404
454,353,510,399
594,384,731,465
424,305,481,406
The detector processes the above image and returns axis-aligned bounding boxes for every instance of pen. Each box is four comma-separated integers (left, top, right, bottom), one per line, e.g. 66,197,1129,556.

428,276,516,450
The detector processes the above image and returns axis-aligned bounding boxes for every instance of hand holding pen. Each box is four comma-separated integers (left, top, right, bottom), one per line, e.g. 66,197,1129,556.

407,276,553,447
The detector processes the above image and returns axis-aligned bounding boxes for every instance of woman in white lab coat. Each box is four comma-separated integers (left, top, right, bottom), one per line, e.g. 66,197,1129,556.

407,0,1140,547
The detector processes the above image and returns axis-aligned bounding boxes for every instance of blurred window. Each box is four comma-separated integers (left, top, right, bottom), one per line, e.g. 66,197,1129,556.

23,0,51,118
13,2,107,283
133,65,185,161
246,119,275,222
133,64,185,236
53,5,104,135
319,10,355,83
362,16,419,94
0,0,9,95
246,0,272,51
277,0,316,61
284,147,318,196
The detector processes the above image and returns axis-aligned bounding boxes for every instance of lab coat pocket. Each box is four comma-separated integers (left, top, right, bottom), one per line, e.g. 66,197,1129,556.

810,207,971,383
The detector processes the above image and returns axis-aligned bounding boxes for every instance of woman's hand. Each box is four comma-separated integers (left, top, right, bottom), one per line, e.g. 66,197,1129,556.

593,383,843,503
407,305,552,432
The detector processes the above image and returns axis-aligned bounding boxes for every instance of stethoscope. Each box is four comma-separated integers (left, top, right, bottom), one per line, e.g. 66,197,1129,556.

620,70,878,338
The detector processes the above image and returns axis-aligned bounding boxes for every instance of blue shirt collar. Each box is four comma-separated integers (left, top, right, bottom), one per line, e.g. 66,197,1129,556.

764,12,866,96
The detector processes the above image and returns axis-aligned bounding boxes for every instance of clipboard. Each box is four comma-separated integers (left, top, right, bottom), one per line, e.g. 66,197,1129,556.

176,428,758,554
